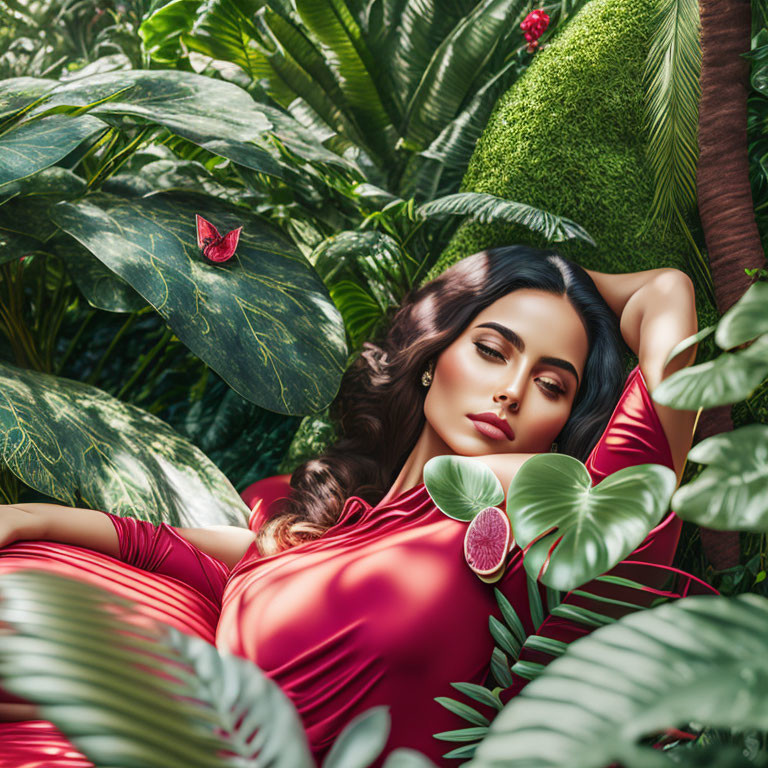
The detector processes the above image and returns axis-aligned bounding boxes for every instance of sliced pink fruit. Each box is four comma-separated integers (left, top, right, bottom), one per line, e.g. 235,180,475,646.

464,506,514,583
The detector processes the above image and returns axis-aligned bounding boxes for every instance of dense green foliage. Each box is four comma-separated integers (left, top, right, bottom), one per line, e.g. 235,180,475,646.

432,0,696,284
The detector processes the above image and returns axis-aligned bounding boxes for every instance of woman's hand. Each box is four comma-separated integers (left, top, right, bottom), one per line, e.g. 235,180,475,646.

0,504,44,548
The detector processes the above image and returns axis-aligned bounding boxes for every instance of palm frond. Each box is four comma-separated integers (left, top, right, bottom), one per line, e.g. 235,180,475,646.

417,192,596,245
642,0,701,225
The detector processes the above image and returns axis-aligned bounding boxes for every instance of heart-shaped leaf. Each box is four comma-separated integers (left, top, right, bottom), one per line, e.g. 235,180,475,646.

715,281,768,349
423,455,504,521
50,193,347,415
0,360,250,526
672,424,768,531
652,334,768,410
472,593,768,768
0,114,105,187
506,454,676,591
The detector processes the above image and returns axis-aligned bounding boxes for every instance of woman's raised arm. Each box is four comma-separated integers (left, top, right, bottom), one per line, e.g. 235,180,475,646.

0,503,255,569
584,267,699,480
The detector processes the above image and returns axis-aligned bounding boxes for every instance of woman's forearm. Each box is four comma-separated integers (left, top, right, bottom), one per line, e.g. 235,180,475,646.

585,267,698,376
5,503,120,558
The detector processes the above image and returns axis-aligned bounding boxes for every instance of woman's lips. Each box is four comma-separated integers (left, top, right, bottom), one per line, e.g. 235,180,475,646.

467,415,514,441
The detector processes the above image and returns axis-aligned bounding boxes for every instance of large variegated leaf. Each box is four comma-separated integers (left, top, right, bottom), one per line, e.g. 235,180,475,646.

36,70,356,176
0,76,55,119
0,114,106,187
671,424,768,531
50,194,347,414
417,192,596,245
506,454,676,591
57,241,146,313
0,361,250,526
0,572,231,768
0,230,39,265
471,594,768,768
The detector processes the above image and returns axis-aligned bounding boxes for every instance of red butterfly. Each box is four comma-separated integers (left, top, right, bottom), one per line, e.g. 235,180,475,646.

195,215,243,264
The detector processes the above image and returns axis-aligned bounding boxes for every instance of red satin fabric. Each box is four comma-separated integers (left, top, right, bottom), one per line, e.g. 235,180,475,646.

0,365,718,767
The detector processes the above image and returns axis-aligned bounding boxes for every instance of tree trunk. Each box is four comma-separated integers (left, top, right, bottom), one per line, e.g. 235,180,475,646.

695,0,764,569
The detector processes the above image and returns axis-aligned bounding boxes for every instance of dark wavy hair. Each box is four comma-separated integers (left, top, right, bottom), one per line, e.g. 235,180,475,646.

255,245,626,556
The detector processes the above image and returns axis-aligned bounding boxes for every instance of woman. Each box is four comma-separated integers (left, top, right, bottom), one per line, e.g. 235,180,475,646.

0,246,703,766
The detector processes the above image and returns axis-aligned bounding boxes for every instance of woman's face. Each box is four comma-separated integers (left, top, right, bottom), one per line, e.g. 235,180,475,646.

423,289,589,456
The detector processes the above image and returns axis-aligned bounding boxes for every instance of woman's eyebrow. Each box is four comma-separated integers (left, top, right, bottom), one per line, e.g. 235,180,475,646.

475,322,580,387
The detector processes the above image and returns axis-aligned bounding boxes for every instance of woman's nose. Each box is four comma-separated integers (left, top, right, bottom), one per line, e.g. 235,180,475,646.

494,371,525,411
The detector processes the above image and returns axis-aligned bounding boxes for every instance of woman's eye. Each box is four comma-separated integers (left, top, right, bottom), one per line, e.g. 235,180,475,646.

474,341,505,361
537,378,565,398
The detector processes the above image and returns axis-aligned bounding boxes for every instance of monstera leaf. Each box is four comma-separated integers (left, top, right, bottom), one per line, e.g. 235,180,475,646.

50,193,347,415
0,114,106,187
471,593,768,768
506,454,677,591
653,333,768,409
0,361,250,526
423,455,504,521
671,424,768,531
654,282,768,409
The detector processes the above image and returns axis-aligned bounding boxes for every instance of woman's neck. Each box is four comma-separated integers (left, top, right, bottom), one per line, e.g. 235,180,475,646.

378,422,455,506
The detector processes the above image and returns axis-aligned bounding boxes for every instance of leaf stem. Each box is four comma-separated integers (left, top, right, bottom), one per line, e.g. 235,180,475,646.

86,311,141,385
55,305,97,375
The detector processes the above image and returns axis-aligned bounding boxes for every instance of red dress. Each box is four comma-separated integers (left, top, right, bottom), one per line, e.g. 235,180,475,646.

0,366,718,766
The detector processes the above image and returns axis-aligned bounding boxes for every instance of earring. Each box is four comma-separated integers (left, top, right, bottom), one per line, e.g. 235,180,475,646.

550,441,558,453
421,360,434,387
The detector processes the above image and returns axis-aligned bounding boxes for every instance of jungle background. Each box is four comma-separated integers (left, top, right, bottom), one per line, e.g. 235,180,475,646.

2,0,768,765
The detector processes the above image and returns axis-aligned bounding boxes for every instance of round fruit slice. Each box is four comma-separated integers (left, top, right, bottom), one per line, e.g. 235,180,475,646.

464,506,514,583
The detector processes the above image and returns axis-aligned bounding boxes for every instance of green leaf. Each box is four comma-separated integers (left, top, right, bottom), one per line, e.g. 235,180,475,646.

0,166,86,203
652,334,768,409
508,659,545,681
506,454,677,591
526,571,545,632
0,76,56,120
294,0,394,161
432,726,489,742
167,631,315,768
0,572,230,768
663,324,714,368
423,455,505,521
548,602,616,628
139,0,202,64
489,615,521,658
494,588,528,647
642,0,701,225
449,681,503,711
50,194,347,415
0,360,250,526
0,114,106,187
715,281,768,349
417,192,596,245
671,424,768,531
381,749,440,767
490,646,513,687
0,229,39,264
473,594,768,768
520,635,569,658
434,697,490,727
403,0,524,150
322,706,391,768
440,743,477,759
57,241,146,313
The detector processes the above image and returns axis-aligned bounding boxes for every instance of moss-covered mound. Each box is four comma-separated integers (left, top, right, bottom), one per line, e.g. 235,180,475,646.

428,0,693,281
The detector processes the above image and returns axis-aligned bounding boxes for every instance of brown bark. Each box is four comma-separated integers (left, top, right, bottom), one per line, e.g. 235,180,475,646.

695,0,763,569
